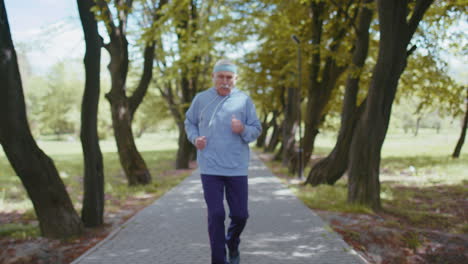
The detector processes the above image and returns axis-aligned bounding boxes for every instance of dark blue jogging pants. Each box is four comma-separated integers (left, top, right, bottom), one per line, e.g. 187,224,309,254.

201,174,249,264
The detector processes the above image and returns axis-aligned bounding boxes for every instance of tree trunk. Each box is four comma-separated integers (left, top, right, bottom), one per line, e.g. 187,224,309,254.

306,0,373,186
129,43,156,120
107,94,151,185
265,122,282,153
175,74,195,169
452,87,468,158
303,1,324,164
256,114,269,148
347,0,434,210
97,0,156,185
0,1,83,238
176,121,196,168
302,2,350,166
282,87,299,168
106,36,151,186
77,0,105,227
414,116,421,136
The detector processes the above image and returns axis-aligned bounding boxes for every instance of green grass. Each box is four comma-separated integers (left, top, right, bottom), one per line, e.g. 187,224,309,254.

293,184,374,214
264,128,468,232
0,131,189,238
0,223,40,239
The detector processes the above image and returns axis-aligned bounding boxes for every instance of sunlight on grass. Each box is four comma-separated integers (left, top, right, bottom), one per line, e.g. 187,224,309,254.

0,132,187,225
0,223,40,239
262,128,467,222
293,184,374,214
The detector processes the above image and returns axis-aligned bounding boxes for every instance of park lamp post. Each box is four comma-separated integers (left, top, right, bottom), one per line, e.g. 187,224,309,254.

292,35,304,180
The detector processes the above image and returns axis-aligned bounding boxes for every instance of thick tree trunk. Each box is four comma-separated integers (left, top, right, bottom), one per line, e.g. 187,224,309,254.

97,0,154,185
414,116,421,136
302,2,350,166
452,87,468,158
107,94,151,185
176,122,196,168
78,0,104,227
303,1,324,164
0,1,83,238
172,0,203,169
347,0,434,210
306,0,373,186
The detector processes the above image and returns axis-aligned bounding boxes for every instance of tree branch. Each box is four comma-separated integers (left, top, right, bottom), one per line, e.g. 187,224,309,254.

328,0,360,33
408,0,435,39
95,0,117,36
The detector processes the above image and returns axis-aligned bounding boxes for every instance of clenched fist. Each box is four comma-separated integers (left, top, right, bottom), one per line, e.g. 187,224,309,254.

195,136,207,150
231,115,244,134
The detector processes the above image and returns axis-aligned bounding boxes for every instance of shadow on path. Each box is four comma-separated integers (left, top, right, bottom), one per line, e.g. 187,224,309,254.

72,153,366,264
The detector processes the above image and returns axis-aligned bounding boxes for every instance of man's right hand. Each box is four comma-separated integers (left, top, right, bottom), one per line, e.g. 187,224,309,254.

195,136,207,150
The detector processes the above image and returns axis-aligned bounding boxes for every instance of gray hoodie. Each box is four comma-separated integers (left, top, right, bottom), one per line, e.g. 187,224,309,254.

184,87,262,176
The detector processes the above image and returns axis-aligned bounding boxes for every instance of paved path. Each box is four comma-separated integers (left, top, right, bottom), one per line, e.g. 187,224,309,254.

72,153,366,264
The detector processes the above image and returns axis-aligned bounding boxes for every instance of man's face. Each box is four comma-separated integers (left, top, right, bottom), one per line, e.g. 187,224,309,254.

213,71,237,96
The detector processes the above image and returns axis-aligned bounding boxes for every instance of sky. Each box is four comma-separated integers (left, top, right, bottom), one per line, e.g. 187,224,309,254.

5,0,84,74
3,0,467,84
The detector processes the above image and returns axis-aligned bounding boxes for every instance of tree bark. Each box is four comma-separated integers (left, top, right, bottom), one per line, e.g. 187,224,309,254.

452,87,468,158
77,0,105,227
175,73,197,169
306,0,373,186
96,0,167,185
0,0,83,238
282,87,299,167
176,122,196,168
256,114,269,148
172,0,204,169
302,2,352,167
265,121,281,153
347,0,434,210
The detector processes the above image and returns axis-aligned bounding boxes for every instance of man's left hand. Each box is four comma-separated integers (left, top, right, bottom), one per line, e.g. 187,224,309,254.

231,115,244,134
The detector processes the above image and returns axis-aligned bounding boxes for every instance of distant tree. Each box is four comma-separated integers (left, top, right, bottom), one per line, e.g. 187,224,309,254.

77,0,105,227
37,61,82,137
452,87,468,158
0,0,83,238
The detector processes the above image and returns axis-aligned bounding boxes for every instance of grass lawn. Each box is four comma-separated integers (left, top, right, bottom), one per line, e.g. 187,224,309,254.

260,128,468,264
0,131,193,263
0,132,180,215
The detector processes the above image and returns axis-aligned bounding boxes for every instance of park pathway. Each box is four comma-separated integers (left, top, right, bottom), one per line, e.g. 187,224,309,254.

72,153,367,264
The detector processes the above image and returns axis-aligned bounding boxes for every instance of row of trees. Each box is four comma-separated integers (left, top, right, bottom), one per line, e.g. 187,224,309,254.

0,0,466,238
239,0,466,209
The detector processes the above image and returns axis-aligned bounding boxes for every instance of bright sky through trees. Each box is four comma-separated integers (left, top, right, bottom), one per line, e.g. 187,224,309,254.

5,0,83,74
3,0,467,84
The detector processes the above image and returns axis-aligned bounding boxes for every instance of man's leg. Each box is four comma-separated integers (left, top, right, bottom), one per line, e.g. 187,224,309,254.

225,176,249,258
201,174,228,264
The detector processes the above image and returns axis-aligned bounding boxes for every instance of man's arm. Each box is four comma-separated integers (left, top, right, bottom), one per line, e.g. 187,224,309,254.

184,95,200,145
240,97,262,143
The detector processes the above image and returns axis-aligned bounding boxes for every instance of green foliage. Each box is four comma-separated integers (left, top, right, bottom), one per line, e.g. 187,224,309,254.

398,53,465,119
23,60,83,137
0,223,40,239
